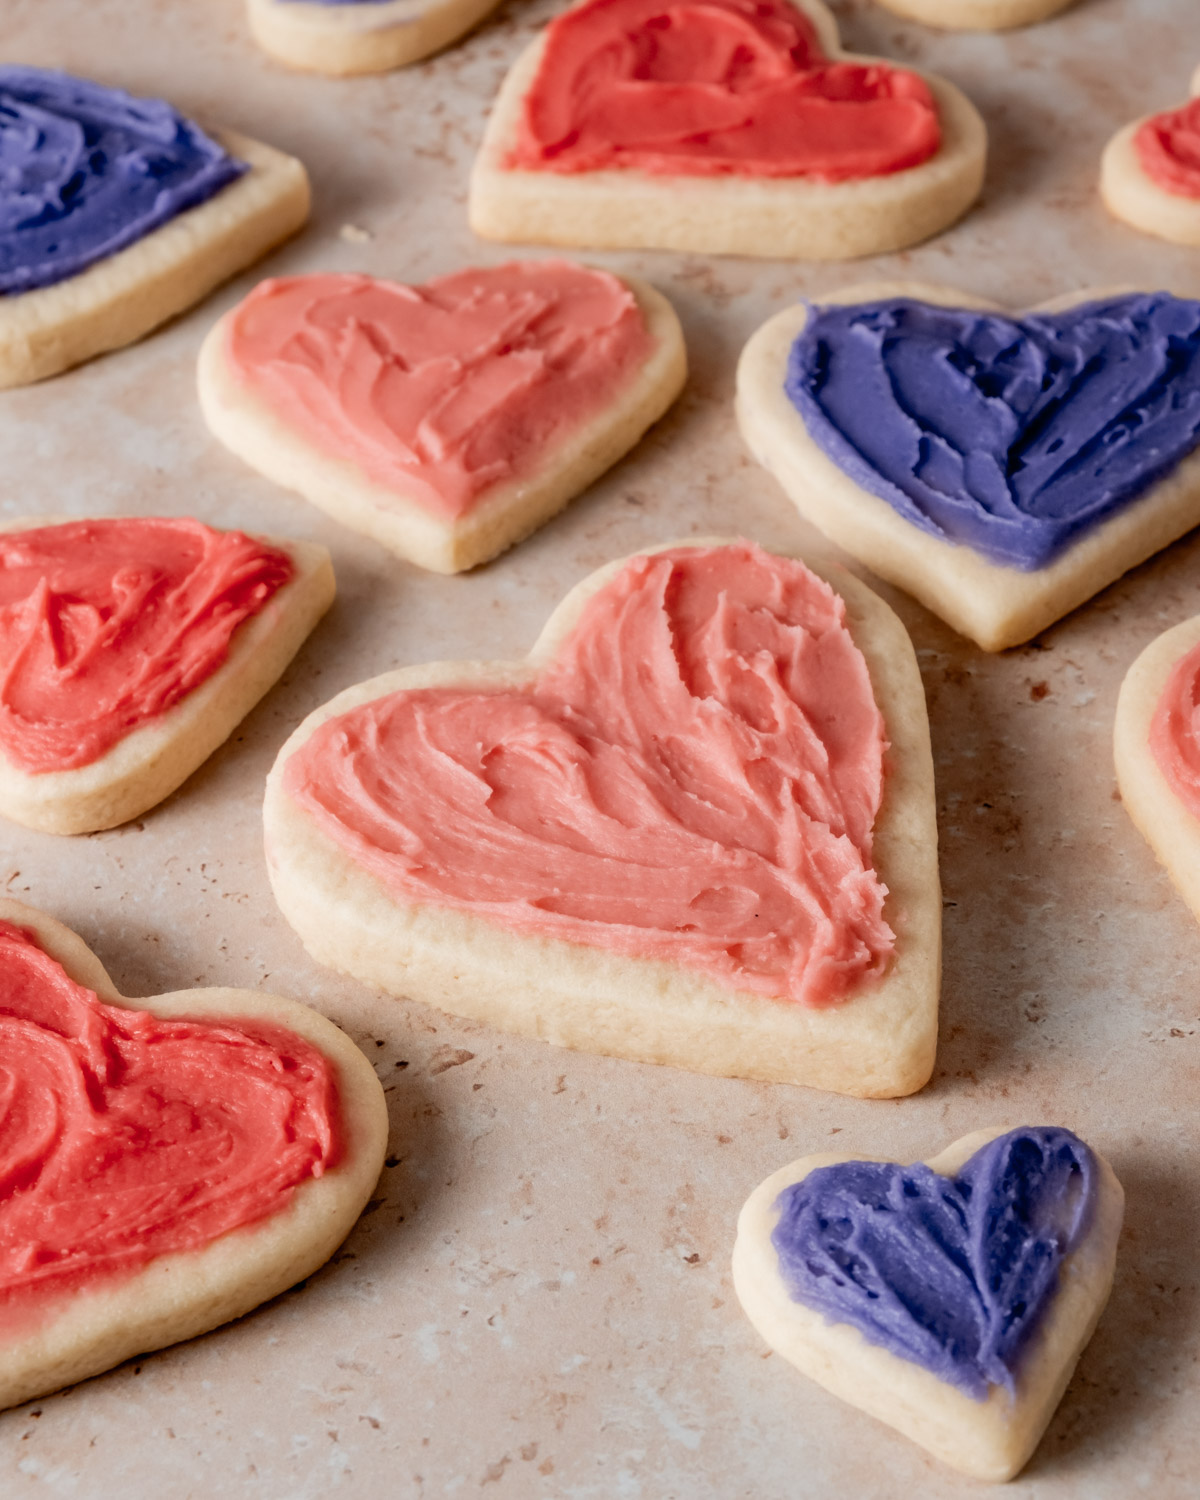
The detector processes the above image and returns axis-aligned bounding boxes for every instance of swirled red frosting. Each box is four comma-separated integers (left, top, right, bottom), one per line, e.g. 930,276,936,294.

0,919,340,1332
1150,639,1200,816
0,518,293,774
1135,97,1200,199
509,0,941,180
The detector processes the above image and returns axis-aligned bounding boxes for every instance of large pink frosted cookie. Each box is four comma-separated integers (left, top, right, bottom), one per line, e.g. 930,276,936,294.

1101,65,1200,245
468,0,987,259
264,539,941,1097
0,516,334,834
198,260,686,573
0,900,388,1411
733,1125,1123,1479
1115,615,1200,921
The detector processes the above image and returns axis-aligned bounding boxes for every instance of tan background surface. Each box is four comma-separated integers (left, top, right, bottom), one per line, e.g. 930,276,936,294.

3,0,1199,1493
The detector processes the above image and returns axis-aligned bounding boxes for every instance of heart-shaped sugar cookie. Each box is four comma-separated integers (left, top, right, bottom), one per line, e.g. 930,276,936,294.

1114,614,1200,922
0,516,334,834
0,900,388,1411
198,261,686,573
469,0,987,259
733,1126,1124,1480
738,283,1200,650
246,0,504,75
0,67,309,389
264,539,941,1097
1101,65,1200,246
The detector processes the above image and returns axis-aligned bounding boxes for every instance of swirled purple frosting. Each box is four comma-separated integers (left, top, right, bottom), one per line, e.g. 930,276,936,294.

770,1127,1097,1400
785,293,1200,571
0,66,246,296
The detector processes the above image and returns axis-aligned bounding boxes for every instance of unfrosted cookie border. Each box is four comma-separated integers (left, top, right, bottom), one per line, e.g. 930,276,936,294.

0,128,310,389
871,0,1075,31
468,0,987,260
732,1126,1124,1481
198,267,687,574
247,0,503,74
737,280,1200,651
0,898,389,1413
1100,65,1200,247
0,518,335,834
1114,614,1200,922
263,537,942,1099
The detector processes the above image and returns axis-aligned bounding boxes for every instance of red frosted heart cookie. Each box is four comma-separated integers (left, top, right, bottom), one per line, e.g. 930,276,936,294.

469,0,987,258
264,539,941,1097
0,516,334,835
1101,65,1200,245
198,260,686,573
0,900,388,1411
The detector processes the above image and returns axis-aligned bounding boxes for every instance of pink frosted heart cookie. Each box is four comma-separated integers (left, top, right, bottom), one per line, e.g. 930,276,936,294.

1101,65,1200,245
264,539,941,1097
734,1126,1123,1479
247,0,503,75
0,516,334,834
468,0,987,259
1114,614,1200,921
0,900,388,1411
198,261,686,573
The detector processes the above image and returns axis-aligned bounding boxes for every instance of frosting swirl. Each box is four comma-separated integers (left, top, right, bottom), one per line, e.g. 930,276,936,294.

771,1127,1097,1399
1149,638,1200,818
0,919,340,1332
0,66,245,296
0,518,293,774
281,543,894,1008
509,0,940,181
785,292,1200,571
1135,97,1200,200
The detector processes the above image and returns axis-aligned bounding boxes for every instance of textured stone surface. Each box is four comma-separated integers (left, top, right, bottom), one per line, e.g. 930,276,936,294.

3,0,1200,1494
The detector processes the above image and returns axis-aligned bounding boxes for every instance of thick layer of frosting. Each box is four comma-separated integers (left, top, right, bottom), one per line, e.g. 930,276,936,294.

224,263,655,521
0,920,339,1332
0,66,245,296
1135,98,1200,199
283,543,894,1008
0,518,293,774
771,1128,1097,1399
786,292,1200,571
509,0,940,180
1150,640,1200,818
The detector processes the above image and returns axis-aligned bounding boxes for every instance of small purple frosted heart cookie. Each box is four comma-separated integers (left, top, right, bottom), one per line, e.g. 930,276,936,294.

0,67,309,387
733,1126,1124,1480
738,282,1200,649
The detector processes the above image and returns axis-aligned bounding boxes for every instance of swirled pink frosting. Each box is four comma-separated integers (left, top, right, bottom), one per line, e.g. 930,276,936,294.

1150,639,1200,816
281,543,895,1007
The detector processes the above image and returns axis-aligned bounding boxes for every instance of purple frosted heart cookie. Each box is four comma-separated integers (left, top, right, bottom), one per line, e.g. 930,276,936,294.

734,1126,1124,1479
0,67,310,387
738,282,1200,649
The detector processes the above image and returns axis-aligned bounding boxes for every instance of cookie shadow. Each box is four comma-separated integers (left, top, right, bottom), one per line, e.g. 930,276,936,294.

1028,1150,1200,1475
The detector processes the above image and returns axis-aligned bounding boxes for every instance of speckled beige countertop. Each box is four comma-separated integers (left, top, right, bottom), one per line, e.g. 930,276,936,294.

3,0,1200,1494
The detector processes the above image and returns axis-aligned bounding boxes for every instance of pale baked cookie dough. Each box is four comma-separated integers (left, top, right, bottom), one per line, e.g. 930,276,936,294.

871,0,1075,30
468,0,987,260
0,899,389,1412
1114,615,1200,921
1101,66,1200,246
198,264,687,574
738,282,1200,651
0,518,334,835
263,538,941,1099
733,1126,1124,1481
0,80,309,390
248,0,503,74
